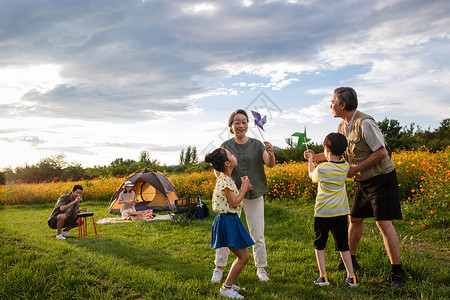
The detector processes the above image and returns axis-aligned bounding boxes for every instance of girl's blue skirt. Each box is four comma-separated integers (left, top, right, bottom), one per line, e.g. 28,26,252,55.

211,213,254,249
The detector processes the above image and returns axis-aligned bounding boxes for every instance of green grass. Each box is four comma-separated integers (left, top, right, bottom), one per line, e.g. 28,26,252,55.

0,200,448,299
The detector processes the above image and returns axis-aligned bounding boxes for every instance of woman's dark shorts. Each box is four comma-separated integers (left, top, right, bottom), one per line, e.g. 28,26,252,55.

351,170,402,221
48,214,79,229
314,215,349,251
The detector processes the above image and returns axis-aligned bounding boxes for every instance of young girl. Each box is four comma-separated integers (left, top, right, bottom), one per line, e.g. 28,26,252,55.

205,147,254,299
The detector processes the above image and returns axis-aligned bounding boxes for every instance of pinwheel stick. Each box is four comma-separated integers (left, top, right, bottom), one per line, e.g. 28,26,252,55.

303,136,309,150
257,126,266,141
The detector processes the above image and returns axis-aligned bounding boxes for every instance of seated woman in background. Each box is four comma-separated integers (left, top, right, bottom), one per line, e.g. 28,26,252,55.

117,181,138,217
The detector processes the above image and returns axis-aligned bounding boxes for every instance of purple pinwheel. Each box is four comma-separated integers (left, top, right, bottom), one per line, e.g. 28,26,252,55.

251,110,267,130
251,110,267,140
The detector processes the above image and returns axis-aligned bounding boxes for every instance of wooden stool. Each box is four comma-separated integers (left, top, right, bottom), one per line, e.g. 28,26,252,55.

77,212,97,238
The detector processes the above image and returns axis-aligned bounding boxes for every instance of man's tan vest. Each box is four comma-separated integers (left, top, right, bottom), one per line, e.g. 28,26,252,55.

338,110,395,181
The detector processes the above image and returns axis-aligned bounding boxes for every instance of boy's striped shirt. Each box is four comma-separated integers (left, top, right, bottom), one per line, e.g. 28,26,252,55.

311,161,350,217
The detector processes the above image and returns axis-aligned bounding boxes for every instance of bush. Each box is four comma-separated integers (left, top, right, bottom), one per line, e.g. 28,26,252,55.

0,177,123,205
395,147,450,228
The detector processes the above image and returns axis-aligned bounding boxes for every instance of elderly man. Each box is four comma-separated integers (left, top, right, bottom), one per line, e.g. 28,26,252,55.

305,87,404,288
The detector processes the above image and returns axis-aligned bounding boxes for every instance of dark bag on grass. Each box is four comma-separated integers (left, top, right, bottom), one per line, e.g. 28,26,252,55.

188,200,210,220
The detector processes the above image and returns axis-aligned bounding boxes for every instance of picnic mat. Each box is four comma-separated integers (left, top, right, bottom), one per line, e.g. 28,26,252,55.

97,214,172,224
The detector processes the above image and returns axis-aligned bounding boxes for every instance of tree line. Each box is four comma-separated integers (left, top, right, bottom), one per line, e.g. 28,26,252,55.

0,118,448,184
0,147,206,184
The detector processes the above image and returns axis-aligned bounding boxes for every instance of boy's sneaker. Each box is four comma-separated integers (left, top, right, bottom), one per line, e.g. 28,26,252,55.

313,275,330,286
211,269,223,283
390,270,405,288
256,268,269,281
62,230,71,237
56,234,66,240
220,287,244,299
345,276,359,287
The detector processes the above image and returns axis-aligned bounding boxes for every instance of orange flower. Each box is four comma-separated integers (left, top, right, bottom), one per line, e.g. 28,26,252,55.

422,224,426,228
430,210,435,214
411,189,415,193
410,222,414,225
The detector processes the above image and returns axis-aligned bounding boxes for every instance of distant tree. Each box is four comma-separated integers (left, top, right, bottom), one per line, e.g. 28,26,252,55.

62,162,84,181
179,149,185,165
0,171,5,185
110,164,129,176
3,167,14,182
412,118,449,151
399,123,418,150
140,150,151,163
274,137,303,163
128,162,142,174
274,137,323,163
36,154,67,181
434,118,450,150
139,150,159,168
179,146,198,165
378,118,449,152
184,147,192,165
85,165,109,177
110,158,124,168
7,154,67,182
110,158,135,168
191,147,198,164
378,118,403,150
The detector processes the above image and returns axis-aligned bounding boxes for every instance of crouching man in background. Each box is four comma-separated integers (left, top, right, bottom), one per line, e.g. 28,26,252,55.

48,184,87,240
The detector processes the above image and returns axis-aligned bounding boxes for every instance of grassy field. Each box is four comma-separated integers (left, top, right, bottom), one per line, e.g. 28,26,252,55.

0,199,448,299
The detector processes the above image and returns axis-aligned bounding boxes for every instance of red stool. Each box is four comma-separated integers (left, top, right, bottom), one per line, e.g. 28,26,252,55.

77,212,97,238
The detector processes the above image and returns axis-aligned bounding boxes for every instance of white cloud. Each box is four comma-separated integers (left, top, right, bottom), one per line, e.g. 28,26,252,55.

0,64,63,104
280,99,331,124
241,0,254,7
179,2,218,15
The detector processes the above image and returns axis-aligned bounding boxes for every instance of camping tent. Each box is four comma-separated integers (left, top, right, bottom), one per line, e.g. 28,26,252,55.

108,169,178,214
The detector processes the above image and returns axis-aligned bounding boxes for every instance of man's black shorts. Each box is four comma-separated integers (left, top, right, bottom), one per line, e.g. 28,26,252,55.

47,214,79,229
314,215,349,251
351,169,402,221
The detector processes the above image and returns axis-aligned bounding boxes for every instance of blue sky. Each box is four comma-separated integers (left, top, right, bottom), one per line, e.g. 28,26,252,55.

0,0,449,169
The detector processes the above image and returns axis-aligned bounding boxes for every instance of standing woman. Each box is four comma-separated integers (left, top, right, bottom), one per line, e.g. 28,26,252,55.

211,109,276,283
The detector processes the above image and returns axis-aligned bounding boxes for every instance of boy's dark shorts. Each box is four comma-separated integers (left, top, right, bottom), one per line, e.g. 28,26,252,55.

351,169,402,221
47,214,79,229
314,215,349,251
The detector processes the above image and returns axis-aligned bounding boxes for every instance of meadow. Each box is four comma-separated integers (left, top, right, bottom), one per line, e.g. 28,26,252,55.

0,148,448,299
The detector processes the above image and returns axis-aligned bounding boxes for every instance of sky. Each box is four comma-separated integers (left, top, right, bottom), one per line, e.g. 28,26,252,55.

1,0,449,169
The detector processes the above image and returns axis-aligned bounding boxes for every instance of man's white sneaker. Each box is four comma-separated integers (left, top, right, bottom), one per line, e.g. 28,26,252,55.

220,287,244,299
56,234,66,240
257,268,269,281
211,269,223,283
62,230,71,237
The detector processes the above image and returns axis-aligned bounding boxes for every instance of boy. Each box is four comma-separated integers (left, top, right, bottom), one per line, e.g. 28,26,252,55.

305,133,358,287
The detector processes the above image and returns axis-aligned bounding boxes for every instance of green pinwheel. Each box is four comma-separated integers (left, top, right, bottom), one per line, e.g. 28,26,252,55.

291,128,311,149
